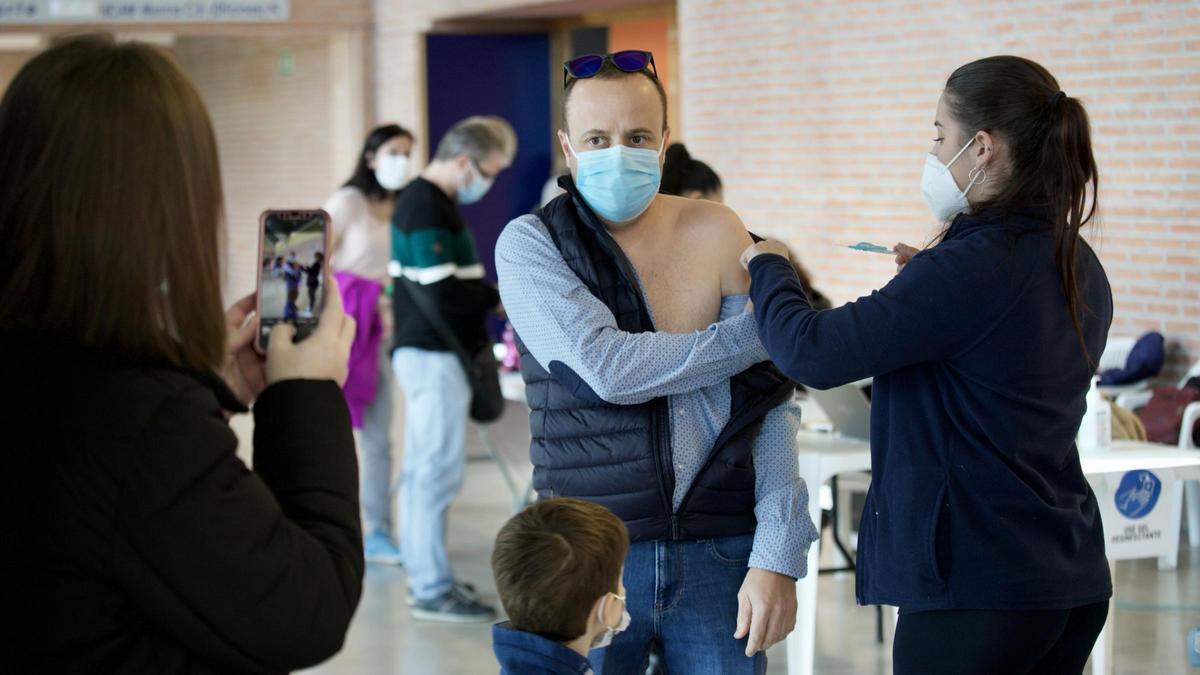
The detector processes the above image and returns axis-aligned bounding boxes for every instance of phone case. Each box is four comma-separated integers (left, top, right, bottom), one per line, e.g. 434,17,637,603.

255,209,332,354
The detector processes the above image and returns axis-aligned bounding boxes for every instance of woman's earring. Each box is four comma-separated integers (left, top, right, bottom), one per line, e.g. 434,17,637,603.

968,166,988,188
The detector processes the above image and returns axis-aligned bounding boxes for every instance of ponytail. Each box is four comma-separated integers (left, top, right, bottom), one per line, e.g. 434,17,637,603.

944,56,1099,366
1043,95,1099,365
661,143,722,197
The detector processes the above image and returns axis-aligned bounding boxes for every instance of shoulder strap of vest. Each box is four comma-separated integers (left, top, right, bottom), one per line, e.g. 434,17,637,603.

717,362,797,447
537,176,597,235
535,176,646,302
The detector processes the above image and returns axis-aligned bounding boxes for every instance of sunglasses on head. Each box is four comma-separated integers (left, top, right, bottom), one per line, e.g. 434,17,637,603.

563,50,658,88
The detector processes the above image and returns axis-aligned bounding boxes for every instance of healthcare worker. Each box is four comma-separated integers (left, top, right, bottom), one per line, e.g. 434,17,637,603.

741,55,1113,675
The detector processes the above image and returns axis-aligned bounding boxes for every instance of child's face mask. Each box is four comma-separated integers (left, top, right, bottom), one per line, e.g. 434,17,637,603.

590,592,631,650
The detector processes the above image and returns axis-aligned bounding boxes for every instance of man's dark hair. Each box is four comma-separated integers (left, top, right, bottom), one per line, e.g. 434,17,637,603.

491,498,629,642
561,61,668,131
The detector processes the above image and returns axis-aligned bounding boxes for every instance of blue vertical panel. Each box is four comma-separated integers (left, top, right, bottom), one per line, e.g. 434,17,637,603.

426,33,552,291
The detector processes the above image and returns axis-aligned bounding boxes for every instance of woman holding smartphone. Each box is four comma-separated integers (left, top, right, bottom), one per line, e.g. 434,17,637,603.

0,36,361,673
323,123,413,565
742,56,1112,674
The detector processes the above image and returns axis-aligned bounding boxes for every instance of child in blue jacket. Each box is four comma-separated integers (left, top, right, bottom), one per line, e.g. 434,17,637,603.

491,499,630,675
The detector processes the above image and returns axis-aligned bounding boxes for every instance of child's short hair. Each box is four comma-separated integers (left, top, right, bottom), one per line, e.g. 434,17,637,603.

491,498,629,641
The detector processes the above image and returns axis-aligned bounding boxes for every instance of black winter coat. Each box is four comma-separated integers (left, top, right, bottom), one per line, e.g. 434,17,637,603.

0,335,363,674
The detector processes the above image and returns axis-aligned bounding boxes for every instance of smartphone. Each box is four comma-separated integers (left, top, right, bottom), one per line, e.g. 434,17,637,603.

256,209,331,353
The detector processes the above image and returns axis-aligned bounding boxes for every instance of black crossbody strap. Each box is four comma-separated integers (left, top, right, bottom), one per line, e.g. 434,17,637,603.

395,278,474,372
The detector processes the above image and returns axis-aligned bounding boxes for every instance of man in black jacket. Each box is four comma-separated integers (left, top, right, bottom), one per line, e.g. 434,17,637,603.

388,116,514,623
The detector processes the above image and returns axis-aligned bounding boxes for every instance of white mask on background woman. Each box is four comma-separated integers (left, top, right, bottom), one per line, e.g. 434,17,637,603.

373,153,409,191
920,136,986,223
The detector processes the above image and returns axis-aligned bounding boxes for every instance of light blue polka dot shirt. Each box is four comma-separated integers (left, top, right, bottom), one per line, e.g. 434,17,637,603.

496,214,818,580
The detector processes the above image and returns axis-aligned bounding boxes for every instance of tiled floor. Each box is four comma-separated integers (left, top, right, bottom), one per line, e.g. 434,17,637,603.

290,404,1200,675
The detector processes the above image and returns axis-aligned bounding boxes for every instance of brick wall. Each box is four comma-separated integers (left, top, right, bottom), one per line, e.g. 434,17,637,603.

0,0,370,302
173,35,340,300
4,0,1197,373
678,0,1200,376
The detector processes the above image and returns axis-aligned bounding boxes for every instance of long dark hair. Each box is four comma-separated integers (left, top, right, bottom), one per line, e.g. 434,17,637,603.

0,35,225,371
943,55,1099,361
343,123,413,201
661,143,722,197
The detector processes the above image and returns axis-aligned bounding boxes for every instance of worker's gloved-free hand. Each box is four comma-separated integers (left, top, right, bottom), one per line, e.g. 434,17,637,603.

740,240,792,270
894,243,922,274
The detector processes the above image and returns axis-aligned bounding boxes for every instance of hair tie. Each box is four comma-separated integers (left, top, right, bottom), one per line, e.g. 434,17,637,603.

1050,90,1066,107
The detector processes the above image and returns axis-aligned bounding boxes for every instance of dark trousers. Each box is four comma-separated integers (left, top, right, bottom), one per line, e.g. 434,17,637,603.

894,601,1109,675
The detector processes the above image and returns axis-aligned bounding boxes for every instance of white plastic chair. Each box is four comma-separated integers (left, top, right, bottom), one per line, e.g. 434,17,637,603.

1098,336,1138,372
1116,360,1200,548
1097,336,1152,399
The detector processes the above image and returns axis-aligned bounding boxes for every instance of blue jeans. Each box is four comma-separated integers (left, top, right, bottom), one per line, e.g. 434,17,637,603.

359,343,395,537
590,533,766,675
392,347,470,601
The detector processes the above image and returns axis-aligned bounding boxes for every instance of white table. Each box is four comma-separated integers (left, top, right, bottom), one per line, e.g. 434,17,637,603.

788,431,872,675
784,438,1200,675
1097,381,1149,401
499,370,526,403
1080,442,1200,675
475,372,534,512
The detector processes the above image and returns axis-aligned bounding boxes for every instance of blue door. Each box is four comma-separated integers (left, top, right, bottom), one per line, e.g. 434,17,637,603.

426,33,552,293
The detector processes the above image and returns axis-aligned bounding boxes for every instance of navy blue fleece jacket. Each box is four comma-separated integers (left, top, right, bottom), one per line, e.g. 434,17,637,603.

747,211,1113,611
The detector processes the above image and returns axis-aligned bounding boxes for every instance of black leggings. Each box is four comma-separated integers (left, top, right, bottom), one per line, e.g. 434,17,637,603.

893,601,1109,675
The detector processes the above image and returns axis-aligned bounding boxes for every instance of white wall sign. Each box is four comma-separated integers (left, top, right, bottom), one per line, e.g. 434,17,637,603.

1096,468,1177,561
0,0,289,23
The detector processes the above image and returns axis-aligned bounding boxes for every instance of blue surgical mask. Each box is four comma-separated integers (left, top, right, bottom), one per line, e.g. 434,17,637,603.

568,142,664,223
457,163,494,205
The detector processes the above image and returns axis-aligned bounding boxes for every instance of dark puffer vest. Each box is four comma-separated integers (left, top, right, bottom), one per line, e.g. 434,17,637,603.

515,177,795,542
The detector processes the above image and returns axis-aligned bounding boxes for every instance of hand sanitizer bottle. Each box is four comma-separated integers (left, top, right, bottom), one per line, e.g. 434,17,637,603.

1077,377,1112,454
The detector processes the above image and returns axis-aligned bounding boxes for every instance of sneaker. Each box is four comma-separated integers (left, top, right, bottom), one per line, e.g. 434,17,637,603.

406,581,477,607
410,587,495,624
363,531,403,566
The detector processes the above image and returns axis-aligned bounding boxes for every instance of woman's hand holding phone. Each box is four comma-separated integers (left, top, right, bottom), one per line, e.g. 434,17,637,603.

266,275,356,387
221,292,268,407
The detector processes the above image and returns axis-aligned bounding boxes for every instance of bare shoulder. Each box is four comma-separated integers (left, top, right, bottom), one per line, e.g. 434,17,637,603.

669,196,753,295
673,197,754,253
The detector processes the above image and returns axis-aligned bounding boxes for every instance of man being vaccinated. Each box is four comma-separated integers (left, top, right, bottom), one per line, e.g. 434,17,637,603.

495,51,817,673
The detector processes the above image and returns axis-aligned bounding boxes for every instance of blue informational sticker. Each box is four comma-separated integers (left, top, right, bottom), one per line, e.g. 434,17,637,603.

1115,470,1162,520
1189,625,1200,667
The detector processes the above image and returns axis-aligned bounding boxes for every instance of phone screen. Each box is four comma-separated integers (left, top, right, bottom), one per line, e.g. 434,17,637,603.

257,209,330,351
